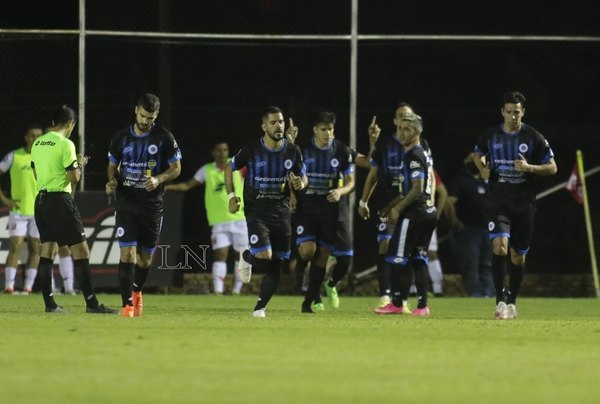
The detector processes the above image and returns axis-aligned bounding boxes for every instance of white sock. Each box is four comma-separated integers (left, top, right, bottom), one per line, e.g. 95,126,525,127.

59,256,75,292
428,259,443,294
232,260,242,293
5,266,17,290
24,268,37,290
212,261,227,294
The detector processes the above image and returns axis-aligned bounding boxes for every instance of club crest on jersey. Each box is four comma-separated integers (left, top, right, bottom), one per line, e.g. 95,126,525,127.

116,227,125,237
330,158,339,168
488,222,495,231
148,144,158,154
296,225,304,235
148,160,157,169
250,234,259,244
378,223,387,231
284,159,293,169
518,143,529,153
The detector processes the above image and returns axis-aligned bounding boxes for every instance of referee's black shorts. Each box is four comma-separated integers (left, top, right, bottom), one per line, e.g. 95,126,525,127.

34,191,86,247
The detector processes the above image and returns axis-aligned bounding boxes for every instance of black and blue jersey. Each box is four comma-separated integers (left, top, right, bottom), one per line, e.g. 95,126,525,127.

474,123,554,202
299,138,354,207
401,144,435,213
108,124,182,213
231,138,305,212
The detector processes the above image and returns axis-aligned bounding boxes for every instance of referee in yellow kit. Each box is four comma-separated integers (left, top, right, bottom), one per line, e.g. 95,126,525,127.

31,105,117,314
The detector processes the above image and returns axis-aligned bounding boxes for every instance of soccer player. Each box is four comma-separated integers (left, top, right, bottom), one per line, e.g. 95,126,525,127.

225,106,307,318
0,124,43,294
472,91,557,319
292,111,355,313
358,102,417,309
375,112,437,316
106,94,182,317
165,142,247,295
30,105,116,313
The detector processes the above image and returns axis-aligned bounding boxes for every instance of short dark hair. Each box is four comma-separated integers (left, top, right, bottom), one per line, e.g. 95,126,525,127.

261,106,283,121
502,91,526,107
313,111,336,126
51,105,77,126
394,101,414,115
137,93,161,112
212,141,229,150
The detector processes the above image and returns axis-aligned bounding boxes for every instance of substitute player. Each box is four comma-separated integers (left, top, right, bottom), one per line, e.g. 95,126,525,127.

166,142,247,295
472,91,556,319
225,106,306,318
1,124,42,294
106,94,182,317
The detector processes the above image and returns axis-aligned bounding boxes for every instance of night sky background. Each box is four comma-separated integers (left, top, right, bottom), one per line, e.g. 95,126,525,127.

2,0,600,276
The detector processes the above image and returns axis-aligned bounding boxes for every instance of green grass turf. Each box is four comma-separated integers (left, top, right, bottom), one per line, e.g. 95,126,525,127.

1,294,600,403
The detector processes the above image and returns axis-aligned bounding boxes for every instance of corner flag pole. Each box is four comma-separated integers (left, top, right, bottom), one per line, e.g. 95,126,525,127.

577,150,600,298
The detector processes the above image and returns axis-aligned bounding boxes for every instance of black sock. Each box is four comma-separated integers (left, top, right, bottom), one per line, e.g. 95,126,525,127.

413,259,429,309
389,262,404,307
377,254,391,296
38,257,57,309
73,259,99,309
118,261,134,307
304,265,326,307
254,258,281,310
328,256,352,287
492,254,507,304
133,265,150,292
507,261,524,305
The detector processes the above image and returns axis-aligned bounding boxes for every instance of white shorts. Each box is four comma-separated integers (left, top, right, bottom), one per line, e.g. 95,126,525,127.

429,229,438,252
211,220,248,252
7,213,40,239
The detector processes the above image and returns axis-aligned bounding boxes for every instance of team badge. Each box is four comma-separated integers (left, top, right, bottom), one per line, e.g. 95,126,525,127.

284,159,293,169
116,227,125,237
330,158,339,168
378,223,387,232
250,234,259,244
488,222,495,231
148,160,157,168
296,225,304,235
148,144,158,154
518,143,529,153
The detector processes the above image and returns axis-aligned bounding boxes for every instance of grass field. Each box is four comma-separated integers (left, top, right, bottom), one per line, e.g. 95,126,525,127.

1,294,600,403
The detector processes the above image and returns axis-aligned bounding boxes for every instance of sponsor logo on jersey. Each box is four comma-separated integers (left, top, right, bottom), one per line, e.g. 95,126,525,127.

148,160,157,169
411,171,420,178
256,160,267,168
493,143,503,149
35,140,56,146
410,161,421,169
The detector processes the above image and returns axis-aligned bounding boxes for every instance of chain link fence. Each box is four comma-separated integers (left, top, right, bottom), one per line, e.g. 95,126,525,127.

2,0,600,276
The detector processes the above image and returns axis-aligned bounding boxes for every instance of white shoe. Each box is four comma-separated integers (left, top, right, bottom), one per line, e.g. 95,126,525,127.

506,304,518,319
239,250,252,284
252,308,266,318
495,301,508,320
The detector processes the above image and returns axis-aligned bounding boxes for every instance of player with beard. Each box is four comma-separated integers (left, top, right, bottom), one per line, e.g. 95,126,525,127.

225,106,307,317
106,94,182,317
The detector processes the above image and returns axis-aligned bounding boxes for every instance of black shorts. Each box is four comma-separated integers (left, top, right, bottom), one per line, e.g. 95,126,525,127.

333,218,353,256
115,209,163,254
294,203,338,251
34,192,86,247
488,199,535,254
246,210,291,259
386,206,437,265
